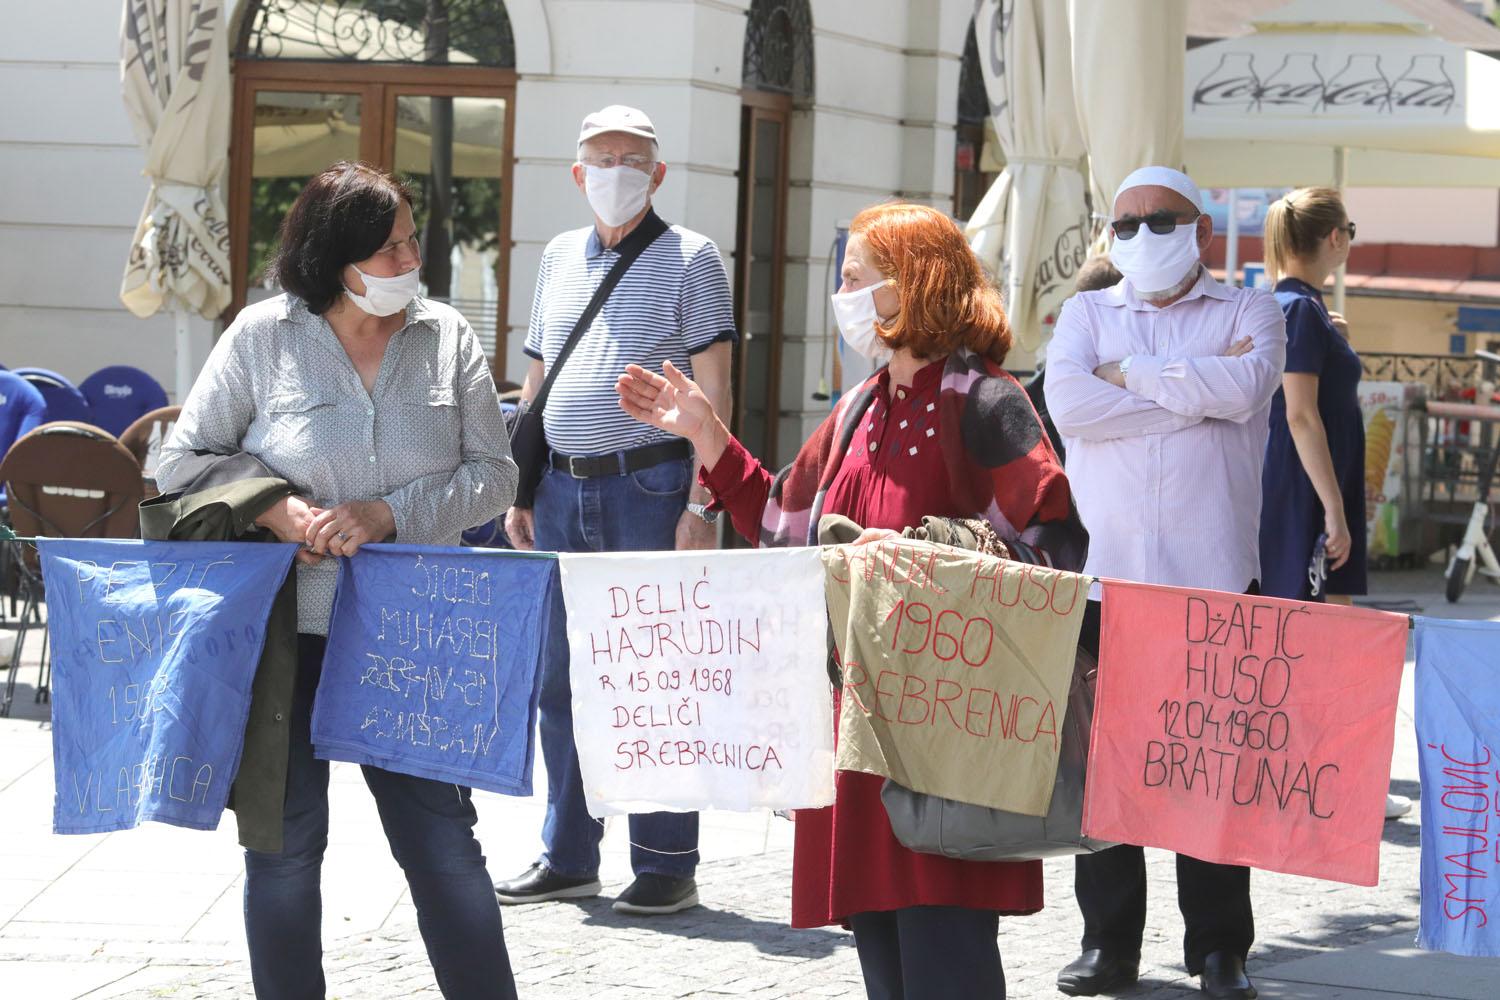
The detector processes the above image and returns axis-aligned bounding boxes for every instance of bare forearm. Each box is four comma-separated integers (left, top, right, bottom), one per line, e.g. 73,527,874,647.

1287,415,1345,517
690,345,733,497
519,358,544,405
692,381,732,498
688,417,732,483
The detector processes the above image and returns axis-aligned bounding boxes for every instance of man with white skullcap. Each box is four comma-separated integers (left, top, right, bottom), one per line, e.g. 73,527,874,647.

1045,167,1287,1000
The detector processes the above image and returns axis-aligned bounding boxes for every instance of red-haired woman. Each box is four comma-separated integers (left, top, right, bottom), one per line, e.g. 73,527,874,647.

617,202,1087,999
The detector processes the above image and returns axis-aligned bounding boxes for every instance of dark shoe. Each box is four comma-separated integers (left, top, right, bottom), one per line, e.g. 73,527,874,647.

494,863,600,905
611,873,700,915
1199,951,1256,999
1057,949,1140,996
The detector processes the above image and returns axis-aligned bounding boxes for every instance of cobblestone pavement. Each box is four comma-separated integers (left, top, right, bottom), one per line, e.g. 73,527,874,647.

98,785,1426,1000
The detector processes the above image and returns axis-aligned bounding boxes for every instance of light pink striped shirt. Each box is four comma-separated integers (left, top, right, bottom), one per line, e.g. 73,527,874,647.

1044,268,1287,592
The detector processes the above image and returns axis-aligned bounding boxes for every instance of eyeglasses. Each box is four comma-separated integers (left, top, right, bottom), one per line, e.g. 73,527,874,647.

1110,211,1201,241
1339,221,1357,242
377,233,421,256
579,154,655,171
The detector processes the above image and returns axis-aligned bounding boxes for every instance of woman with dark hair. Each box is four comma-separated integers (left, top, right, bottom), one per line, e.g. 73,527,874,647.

157,161,519,999
617,202,1087,999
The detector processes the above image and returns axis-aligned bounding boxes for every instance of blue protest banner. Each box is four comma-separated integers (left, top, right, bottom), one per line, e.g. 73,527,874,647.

311,544,557,795
1414,617,1500,957
40,538,297,835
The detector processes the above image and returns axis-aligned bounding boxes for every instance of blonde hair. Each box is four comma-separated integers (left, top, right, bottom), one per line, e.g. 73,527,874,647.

1263,186,1346,284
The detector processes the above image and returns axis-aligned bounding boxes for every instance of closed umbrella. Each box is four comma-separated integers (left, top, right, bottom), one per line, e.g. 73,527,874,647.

963,0,1091,358
1068,0,1189,223
119,0,233,402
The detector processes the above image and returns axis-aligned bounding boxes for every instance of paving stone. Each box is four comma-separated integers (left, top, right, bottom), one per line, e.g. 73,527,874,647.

91,823,1432,999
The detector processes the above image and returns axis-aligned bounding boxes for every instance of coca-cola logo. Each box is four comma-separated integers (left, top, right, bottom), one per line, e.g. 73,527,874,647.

1035,221,1090,301
1192,50,1457,115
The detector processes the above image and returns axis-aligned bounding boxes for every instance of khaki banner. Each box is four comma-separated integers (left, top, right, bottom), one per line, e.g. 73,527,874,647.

823,540,1087,816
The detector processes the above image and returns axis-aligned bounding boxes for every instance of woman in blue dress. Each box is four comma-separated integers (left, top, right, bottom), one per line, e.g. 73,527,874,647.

1260,186,1361,604
1259,189,1410,820
1260,189,1410,821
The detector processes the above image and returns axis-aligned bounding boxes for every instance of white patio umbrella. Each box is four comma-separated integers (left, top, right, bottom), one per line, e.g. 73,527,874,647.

963,0,1091,357
1068,0,1190,227
1182,0,1500,308
119,0,233,402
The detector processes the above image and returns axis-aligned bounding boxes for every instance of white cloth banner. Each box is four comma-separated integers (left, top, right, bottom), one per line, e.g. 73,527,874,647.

559,548,834,817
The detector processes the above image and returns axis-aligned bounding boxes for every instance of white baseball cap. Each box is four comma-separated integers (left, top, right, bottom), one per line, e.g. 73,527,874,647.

578,105,658,144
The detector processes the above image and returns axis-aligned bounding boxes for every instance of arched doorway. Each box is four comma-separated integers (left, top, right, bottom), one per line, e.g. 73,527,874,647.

734,0,813,469
228,1,518,370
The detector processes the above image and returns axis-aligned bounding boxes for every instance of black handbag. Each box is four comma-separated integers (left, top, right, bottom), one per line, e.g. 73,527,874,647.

510,211,669,508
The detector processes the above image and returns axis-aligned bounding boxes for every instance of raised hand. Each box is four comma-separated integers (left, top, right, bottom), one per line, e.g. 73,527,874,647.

616,361,715,440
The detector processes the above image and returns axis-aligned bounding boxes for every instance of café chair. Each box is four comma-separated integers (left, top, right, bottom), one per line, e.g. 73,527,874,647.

0,422,142,716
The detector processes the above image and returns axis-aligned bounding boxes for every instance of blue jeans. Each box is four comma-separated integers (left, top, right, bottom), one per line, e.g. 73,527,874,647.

243,635,516,1000
533,457,700,878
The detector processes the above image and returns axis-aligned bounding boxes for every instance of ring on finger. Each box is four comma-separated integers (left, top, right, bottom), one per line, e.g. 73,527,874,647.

338,531,349,541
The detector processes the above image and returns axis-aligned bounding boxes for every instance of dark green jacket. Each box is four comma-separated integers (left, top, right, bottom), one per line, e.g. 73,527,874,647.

140,476,297,853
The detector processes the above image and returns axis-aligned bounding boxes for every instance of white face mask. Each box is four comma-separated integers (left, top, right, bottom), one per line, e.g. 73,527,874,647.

584,164,653,227
1110,221,1202,297
345,265,420,317
830,280,893,361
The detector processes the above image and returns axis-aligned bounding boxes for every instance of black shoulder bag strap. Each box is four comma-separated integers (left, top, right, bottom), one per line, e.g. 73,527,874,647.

509,210,670,507
533,210,669,413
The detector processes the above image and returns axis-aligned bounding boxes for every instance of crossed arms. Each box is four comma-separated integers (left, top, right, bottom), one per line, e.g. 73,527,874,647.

1043,292,1287,442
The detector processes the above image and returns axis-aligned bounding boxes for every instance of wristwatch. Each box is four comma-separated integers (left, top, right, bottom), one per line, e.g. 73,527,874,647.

1119,355,1134,380
686,501,720,524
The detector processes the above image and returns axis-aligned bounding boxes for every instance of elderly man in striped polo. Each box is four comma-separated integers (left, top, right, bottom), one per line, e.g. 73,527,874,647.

495,105,735,916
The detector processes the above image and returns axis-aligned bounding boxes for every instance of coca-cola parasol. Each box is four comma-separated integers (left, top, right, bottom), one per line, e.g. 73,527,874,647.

1183,0,1500,308
962,0,1094,359
1184,0,1500,188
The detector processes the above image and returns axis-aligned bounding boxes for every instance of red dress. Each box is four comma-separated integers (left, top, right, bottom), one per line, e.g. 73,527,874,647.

703,359,1044,928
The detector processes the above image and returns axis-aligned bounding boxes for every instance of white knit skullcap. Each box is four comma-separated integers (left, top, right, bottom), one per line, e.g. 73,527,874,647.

1114,166,1203,212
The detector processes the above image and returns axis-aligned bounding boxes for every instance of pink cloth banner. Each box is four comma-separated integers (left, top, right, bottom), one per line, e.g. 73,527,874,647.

1082,580,1407,885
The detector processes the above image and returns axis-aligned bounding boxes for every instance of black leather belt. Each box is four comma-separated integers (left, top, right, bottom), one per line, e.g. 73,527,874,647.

549,439,691,479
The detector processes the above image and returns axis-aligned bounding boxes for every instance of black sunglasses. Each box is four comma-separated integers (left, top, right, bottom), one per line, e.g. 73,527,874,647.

1110,210,1201,241
1339,221,1357,242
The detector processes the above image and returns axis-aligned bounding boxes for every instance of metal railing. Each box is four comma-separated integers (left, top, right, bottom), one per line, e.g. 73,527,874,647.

1361,353,1481,399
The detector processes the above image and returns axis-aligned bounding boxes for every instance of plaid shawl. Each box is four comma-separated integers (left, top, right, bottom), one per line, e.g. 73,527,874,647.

759,349,1088,571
